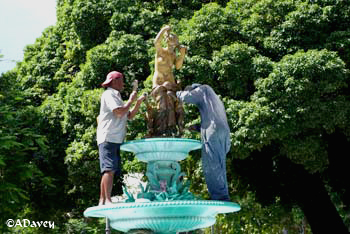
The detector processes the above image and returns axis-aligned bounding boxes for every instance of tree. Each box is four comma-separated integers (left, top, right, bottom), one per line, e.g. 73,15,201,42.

228,49,350,233
6,0,350,232
0,70,55,233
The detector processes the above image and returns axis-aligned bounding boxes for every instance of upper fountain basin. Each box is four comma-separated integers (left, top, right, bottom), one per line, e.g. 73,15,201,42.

121,138,202,162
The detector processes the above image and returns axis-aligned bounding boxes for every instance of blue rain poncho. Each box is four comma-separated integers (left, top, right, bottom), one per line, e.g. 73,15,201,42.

177,84,231,201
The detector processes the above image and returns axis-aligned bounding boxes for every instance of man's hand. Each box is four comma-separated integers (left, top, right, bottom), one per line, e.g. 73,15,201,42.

188,124,201,132
129,91,138,103
137,93,148,102
128,93,148,120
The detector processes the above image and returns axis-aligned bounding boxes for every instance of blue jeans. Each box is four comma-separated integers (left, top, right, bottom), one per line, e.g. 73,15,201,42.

202,135,230,201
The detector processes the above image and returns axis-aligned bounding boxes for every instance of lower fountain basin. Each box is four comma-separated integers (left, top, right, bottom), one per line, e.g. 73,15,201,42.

84,200,241,233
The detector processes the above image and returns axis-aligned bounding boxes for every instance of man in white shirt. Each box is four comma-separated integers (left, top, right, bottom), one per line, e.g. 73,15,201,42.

97,71,145,205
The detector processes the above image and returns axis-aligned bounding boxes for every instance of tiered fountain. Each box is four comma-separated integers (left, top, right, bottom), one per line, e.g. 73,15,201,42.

84,138,240,233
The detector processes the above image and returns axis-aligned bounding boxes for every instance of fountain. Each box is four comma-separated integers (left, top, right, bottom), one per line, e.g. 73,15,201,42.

84,26,240,233
84,138,240,233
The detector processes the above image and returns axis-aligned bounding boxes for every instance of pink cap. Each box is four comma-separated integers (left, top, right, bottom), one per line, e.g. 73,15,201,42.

101,71,123,87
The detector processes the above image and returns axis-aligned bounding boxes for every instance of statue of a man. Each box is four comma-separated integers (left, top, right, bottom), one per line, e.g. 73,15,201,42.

147,26,186,136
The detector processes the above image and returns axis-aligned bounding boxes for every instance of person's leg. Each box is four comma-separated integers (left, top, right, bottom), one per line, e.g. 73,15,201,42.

99,177,105,205
202,140,230,201
100,171,115,205
98,142,121,205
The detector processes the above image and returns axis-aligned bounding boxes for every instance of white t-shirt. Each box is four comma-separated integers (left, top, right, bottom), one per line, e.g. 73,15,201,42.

97,88,128,144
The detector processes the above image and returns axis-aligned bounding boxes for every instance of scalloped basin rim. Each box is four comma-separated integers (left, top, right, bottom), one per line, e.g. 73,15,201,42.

120,138,203,162
122,138,201,144
84,200,241,218
84,200,241,232
121,138,202,151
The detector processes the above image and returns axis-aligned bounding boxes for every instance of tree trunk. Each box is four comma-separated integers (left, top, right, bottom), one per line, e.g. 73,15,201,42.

232,149,349,233
279,159,348,234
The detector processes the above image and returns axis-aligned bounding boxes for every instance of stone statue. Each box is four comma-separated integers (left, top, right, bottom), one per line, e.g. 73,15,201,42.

145,26,186,137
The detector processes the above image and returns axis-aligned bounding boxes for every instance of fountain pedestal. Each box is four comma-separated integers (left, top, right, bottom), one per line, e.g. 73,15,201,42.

84,138,240,233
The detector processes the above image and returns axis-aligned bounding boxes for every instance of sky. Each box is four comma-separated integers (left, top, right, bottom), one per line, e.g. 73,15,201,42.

0,0,57,74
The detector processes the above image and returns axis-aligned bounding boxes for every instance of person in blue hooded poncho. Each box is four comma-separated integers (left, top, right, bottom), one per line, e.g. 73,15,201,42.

177,84,231,201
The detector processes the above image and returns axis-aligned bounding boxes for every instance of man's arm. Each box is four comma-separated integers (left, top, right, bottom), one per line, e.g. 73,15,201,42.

113,91,137,118
128,94,147,120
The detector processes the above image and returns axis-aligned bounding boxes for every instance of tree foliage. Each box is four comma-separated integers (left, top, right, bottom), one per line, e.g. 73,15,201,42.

2,0,350,233
0,70,56,232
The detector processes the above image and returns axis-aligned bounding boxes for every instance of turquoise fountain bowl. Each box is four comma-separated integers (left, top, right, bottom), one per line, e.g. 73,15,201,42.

120,138,202,162
84,200,240,233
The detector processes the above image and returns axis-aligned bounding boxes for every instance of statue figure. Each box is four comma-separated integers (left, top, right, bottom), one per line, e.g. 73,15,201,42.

145,26,186,137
